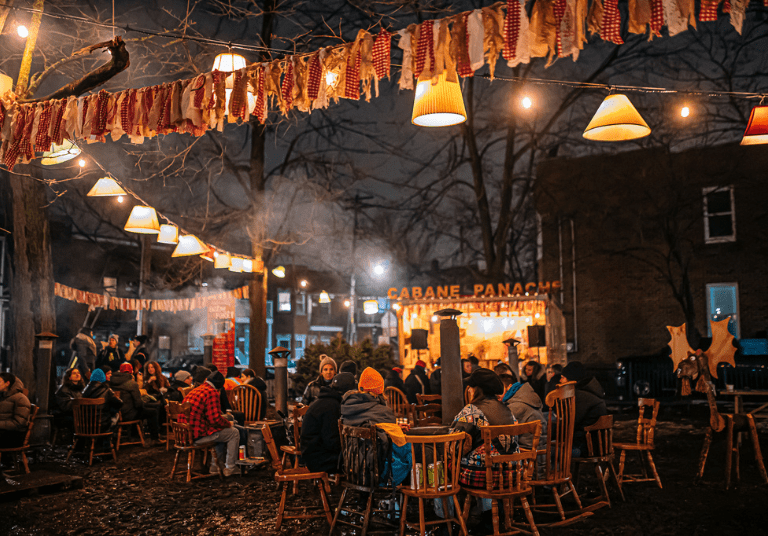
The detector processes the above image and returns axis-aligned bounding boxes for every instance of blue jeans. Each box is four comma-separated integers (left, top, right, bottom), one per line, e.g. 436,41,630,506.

194,426,239,468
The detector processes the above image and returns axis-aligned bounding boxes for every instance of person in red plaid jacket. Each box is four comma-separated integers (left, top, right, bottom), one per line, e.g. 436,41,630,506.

179,370,239,477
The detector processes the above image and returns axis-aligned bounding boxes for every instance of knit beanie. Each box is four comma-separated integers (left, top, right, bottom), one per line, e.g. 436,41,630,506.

318,355,337,373
119,363,134,374
467,368,504,397
206,371,225,390
561,361,587,383
331,372,357,394
175,370,192,382
415,360,426,368
358,367,385,396
90,369,107,383
339,360,357,375
193,366,211,385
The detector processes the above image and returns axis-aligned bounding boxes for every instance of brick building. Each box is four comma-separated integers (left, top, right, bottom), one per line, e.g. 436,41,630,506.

535,143,768,368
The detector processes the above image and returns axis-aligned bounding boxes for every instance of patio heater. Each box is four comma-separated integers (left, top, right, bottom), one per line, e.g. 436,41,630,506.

435,308,464,425
269,346,290,416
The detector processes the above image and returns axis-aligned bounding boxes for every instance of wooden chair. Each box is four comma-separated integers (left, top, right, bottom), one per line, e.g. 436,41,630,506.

165,401,191,452
169,418,220,483
230,384,262,425
66,398,117,466
399,431,468,536
180,385,194,399
462,422,542,536
261,423,333,531
280,404,308,469
384,386,412,421
416,394,442,405
572,415,625,508
614,398,662,488
528,382,593,527
464,385,471,405
0,405,38,474
331,424,400,535
413,403,442,427
113,392,146,451
225,388,238,408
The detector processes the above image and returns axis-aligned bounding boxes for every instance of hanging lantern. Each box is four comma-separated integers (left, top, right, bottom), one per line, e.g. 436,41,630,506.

40,139,81,165
272,265,286,278
124,206,160,234
583,94,651,141
214,252,231,269
171,234,208,257
229,256,244,272
740,105,768,145
157,224,179,244
363,299,379,315
87,177,127,197
319,291,331,304
412,70,467,127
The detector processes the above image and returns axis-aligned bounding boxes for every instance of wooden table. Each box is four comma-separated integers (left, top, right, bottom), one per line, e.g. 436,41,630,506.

721,390,768,419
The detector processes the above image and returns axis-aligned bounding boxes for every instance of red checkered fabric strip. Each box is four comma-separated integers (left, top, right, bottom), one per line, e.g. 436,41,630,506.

92,90,109,136
504,0,521,61
344,47,361,100
4,107,28,170
554,0,567,57
650,0,664,36
34,103,52,151
458,14,473,77
255,66,266,123
281,60,294,110
603,0,625,44
307,53,322,100
414,20,433,79
209,72,224,110
81,97,90,133
699,0,720,21
372,29,391,80
722,0,731,12
230,71,246,119
51,102,65,144
20,105,36,162
193,76,206,109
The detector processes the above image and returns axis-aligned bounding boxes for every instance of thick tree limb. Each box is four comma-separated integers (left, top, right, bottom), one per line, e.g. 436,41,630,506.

20,36,130,103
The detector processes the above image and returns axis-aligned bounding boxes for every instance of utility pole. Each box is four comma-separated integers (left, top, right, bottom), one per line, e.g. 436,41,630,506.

347,193,373,345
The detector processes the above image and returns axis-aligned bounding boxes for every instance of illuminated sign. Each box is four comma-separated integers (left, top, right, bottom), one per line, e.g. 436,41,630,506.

387,281,561,301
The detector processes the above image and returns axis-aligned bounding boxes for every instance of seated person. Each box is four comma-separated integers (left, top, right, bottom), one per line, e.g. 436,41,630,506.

301,372,356,474
384,367,405,392
54,368,85,430
167,370,193,403
302,355,337,406
178,371,239,477
501,374,547,451
143,361,170,400
110,363,161,445
224,366,242,391
403,360,430,404
340,367,396,426
0,373,32,449
82,368,123,432
239,369,268,420
520,360,546,401
560,361,607,456
543,363,562,404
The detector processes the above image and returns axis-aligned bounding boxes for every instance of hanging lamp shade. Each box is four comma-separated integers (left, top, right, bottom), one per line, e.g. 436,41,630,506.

212,52,247,73
583,94,651,141
319,290,331,304
412,70,467,127
272,265,286,278
229,256,244,272
157,224,179,244
740,105,768,145
243,259,254,273
200,247,215,262
40,139,81,165
124,206,160,234
171,234,208,257
87,177,127,197
214,252,231,269
363,299,379,315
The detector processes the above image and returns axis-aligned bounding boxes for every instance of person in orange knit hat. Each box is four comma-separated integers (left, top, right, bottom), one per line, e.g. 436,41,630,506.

340,367,395,425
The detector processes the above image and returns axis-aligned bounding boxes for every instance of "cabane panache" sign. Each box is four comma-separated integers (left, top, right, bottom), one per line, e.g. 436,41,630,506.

387,281,561,300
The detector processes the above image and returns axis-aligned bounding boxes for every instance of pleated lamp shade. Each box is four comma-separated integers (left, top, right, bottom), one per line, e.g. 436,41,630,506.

157,224,179,244
272,265,286,278
363,299,379,314
243,259,254,273
40,139,81,165
200,248,215,262
124,206,160,234
212,52,247,72
229,256,244,272
740,105,768,145
87,177,127,197
319,290,331,304
583,94,651,141
412,71,467,127
171,235,209,257
214,252,231,269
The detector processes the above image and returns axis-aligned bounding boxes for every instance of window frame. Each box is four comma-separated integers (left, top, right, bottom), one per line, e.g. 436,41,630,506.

705,282,740,338
702,185,736,244
277,289,292,313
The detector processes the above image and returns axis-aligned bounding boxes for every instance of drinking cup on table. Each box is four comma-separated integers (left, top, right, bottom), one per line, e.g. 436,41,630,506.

726,384,734,392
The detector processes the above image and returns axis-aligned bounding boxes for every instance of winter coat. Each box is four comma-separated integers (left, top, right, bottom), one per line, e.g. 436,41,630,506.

403,366,431,404
246,376,268,419
573,377,608,452
0,378,31,432
95,346,125,372
383,370,405,393
71,333,98,372
520,363,546,401
340,391,396,426
301,387,343,473
302,375,332,406
132,346,149,369
166,379,191,403
109,371,144,421
429,368,442,395
82,380,124,431
503,382,546,450
54,382,84,415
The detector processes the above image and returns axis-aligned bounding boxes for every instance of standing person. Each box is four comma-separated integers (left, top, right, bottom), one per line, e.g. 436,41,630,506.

70,328,98,378
110,363,161,446
520,360,546,400
301,355,337,406
96,334,125,373
300,372,357,474
560,362,607,456
429,358,442,395
127,335,150,370
384,367,405,392
82,369,123,432
403,359,431,404
0,373,31,449
167,371,193,402
54,369,85,430
178,371,239,477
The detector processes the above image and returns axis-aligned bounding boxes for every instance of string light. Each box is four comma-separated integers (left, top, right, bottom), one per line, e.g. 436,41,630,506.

117,195,124,203
521,96,533,109
17,25,28,38
681,106,690,118
78,158,86,167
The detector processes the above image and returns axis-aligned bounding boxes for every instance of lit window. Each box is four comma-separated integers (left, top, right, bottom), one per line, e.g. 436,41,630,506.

278,290,291,312
706,283,739,338
703,186,736,243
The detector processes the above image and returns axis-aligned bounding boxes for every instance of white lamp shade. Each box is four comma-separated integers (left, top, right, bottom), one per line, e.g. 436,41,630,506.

243,259,253,272
229,256,244,272
87,177,127,197
319,291,331,304
200,248,215,262
124,206,160,234
212,52,247,72
214,252,231,269
157,224,179,244
171,234,209,257
363,299,379,315
272,265,286,278
412,70,467,127
40,139,81,165
583,94,651,141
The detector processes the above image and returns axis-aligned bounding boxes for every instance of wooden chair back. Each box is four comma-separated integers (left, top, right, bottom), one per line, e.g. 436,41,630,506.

583,414,615,460
21,405,39,447
404,432,465,497
292,404,310,449
261,422,285,473
384,386,411,419
171,420,196,448
338,424,380,488
231,385,262,424
416,394,442,405
225,389,238,408
478,421,542,493
636,398,660,447
413,403,442,426
464,385,471,404
542,382,576,483
180,385,194,399
72,398,109,436
167,401,191,419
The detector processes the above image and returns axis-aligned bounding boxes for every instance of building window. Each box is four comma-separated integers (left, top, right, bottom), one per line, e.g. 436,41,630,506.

703,186,736,243
294,335,306,359
277,289,291,312
296,293,307,316
706,283,739,338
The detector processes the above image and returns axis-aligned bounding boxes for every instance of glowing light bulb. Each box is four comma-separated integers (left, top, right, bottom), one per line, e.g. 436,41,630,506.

78,158,86,167
17,25,28,38
521,96,533,109
344,300,350,307
325,71,339,88
373,264,385,276
680,106,690,118
393,303,401,311
117,195,124,203
300,280,308,288
431,315,438,323
535,313,541,319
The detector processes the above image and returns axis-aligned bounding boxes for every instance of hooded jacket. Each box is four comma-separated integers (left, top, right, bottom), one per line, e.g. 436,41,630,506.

302,375,332,406
71,332,98,371
573,377,607,451
340,391,396,426
403,365,431,404
54,381,84,415
96,345,125,372
109,371,144,421
301,386,344,473
166,379,192,403
383,370,405,392
82,380,124,431
502,382,546,450
0,377,31,432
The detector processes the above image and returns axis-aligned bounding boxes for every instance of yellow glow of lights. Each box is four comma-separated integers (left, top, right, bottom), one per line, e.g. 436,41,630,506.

78,158,86,167
300,280,308,288
87,177,127,197
325,71,339,88
229,257,244,272
412,70,467,127
117,196,124,203
363,300,379,315
393,303,401,311
171,235,209,257
17,25,28,38
214,252,231,269
521,96,533,109
40,140,81,165
124,206,160,234
681,106,690,118
583,94,651,141
243,259,253,273
272,266,286,278
344,300,351,307
319,291,331,304
157,224,179,245
200,248,215,262
212,52,247,73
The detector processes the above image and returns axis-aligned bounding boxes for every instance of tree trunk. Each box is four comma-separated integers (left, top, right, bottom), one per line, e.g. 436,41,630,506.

7,171,56,404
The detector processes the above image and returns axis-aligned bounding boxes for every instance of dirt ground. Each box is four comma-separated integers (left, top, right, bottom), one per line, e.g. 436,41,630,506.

1,404,767,536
